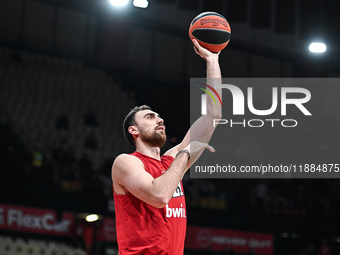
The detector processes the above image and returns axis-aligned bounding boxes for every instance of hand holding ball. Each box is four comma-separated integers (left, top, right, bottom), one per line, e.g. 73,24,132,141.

189,12,231,53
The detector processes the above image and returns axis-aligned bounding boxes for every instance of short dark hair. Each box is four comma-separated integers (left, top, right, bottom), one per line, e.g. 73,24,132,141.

123,105,151,146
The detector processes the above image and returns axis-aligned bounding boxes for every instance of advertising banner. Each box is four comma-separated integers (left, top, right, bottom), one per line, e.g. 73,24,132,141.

0,204,74,236
185,226,273,254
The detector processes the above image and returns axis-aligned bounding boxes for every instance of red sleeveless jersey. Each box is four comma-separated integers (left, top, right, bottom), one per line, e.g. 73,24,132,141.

114,151,187,255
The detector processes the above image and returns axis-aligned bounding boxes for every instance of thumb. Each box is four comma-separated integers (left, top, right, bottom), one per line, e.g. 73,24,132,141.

205,144,215,153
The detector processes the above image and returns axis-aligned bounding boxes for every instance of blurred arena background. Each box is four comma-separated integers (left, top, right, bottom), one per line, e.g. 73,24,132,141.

0,0,340,254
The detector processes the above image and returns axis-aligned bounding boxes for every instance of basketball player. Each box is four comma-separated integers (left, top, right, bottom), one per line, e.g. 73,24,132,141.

111,39,222,254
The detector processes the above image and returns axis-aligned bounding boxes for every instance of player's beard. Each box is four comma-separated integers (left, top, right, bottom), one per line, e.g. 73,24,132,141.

139,125,166,148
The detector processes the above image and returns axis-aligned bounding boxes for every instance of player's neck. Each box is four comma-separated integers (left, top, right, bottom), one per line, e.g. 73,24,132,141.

135,142,161,160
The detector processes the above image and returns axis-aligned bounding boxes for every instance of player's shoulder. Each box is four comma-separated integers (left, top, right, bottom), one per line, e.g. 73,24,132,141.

112,153,145,181
115,153,133,160
112,153,143,170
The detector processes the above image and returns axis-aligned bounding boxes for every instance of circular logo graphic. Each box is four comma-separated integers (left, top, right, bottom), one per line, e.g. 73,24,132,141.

196,229,212,248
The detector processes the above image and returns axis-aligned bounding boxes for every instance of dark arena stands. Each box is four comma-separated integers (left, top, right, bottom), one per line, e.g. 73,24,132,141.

1,0,340,255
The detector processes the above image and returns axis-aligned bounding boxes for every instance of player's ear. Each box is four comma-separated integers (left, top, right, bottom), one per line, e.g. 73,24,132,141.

128,126,139,136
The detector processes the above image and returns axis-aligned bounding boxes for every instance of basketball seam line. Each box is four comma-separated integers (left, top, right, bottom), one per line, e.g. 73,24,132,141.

190,34,230,45
192,28,231,33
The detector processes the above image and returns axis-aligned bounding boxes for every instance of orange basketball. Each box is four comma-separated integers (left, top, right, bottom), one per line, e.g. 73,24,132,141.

189,12,231,53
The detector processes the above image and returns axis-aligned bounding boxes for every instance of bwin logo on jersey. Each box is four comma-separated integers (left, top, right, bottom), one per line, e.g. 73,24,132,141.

172,182,184,198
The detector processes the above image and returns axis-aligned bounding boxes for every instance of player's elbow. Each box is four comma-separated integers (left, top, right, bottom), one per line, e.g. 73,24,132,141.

152,195,170,208
153,202,167,209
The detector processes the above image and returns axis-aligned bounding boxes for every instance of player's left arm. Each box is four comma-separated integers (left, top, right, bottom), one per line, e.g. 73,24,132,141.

165,39,222,168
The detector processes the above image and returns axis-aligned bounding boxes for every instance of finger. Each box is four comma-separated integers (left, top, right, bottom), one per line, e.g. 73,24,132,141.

193,39,220,56
192,39,203,51
193,46,204,58
193,45,199,55
205,145,215,153
192,39,199,47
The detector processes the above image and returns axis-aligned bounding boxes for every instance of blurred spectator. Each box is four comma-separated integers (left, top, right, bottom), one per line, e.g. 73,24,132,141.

72,218,86,249
83,223,95,255
72,219,99,255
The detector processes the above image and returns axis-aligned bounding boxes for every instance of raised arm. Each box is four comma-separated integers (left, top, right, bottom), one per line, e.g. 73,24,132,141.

165,39,222,166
